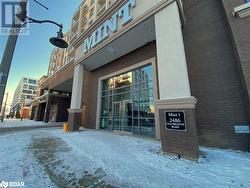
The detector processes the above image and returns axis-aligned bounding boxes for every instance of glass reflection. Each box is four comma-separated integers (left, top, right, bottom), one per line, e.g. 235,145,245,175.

100,64,155,136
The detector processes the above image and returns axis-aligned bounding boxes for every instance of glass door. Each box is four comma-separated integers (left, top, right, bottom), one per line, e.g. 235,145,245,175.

113,102,122,131
112,101,132,132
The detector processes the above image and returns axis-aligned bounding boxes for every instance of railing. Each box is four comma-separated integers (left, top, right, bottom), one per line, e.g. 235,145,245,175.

97,5,106,15
82,17,88,24
71,32,78,42
72,20,79,28
67,57,75,64
67,46,75,54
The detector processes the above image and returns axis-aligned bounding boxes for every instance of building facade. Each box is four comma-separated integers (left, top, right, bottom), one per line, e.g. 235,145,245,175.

11,77,38,113
33,0,250,159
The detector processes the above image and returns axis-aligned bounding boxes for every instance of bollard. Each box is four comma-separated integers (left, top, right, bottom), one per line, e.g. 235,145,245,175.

63,123,69,132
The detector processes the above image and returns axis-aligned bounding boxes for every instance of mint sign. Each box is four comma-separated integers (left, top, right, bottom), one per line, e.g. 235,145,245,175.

165,111,187,131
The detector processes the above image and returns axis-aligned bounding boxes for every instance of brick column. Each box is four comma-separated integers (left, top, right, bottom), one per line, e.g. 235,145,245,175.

155,2,199,160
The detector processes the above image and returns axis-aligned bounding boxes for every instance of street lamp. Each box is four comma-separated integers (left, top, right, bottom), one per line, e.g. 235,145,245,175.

24,16,68,48
0,0,68,112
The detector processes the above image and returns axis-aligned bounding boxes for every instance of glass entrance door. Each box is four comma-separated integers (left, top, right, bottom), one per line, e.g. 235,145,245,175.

100,64,156,136
113,101,132,132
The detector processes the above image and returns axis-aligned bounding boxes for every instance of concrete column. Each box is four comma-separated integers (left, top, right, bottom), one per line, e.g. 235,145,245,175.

44,95,52,123
35,104,43,121
68,63,84,131
154,2,199,160
155,2,191,100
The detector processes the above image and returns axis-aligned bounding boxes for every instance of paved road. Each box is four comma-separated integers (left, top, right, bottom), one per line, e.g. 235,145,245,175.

0,119,63,134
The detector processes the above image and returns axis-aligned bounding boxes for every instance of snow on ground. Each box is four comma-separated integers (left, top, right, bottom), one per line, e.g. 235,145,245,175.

50,129,250,188
0,126,250,188
0,129,56,187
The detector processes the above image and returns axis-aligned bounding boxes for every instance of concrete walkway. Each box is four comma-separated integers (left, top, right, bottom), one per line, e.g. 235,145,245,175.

0,119,63,133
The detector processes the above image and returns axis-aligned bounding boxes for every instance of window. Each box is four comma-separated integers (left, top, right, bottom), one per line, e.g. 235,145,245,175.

90,8,94,17
28,79,37,84
22,90,32,94
29,85,37,90
23,78,28,83
245,0,250,3
100,64,155,136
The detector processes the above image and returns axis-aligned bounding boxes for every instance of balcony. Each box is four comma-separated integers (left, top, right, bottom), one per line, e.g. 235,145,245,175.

67,57,75,64
73,6,81,22
67,46,74,54
67,47,75,58
71,20,79,33
108,0,117,7
82,4,88,15
97,5,106,16
71,32,78,42
81,17,88,31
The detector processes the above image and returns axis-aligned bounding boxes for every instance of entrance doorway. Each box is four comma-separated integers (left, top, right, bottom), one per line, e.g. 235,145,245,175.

113,101,132,132
99,64,156,137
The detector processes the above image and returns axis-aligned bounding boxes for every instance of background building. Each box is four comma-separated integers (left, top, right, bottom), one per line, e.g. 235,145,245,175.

47,0,120,76
47,31,71,76
11,77,38,115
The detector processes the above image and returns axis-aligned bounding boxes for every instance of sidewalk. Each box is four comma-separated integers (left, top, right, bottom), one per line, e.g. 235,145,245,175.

0,119,63,133
0,129,249,187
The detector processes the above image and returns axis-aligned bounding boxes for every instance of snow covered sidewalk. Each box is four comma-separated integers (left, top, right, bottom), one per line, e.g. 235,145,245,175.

50,129,250,188
0,119,62,134
0,119,62,128
0,128,249,188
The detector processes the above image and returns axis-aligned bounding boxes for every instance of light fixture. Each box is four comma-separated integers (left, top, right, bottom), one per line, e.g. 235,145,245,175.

233,2,250,18
25,17,69,49
49,28,68,49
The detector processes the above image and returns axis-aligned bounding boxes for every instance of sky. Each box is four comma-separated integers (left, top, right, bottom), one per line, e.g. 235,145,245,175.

0,0,81,107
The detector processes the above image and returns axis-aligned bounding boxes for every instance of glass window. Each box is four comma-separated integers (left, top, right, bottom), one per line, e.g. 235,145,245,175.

23,78,28,83
22,90,32,94
28,79,37,84
99,64,155,136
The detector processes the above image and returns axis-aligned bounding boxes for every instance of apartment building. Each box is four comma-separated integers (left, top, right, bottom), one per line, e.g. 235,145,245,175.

32,0,250,160
47,31,71,76
11,77,38,113
47,0,119,75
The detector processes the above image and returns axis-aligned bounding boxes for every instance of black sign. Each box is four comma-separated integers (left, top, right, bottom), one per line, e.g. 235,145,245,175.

165,111,187,131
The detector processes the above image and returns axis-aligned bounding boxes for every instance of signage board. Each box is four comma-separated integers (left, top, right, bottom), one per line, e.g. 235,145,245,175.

165,111,187,131
83,0,136,54
234,125,250,134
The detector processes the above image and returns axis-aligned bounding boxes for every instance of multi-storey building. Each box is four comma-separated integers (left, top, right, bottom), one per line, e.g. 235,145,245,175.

32,0,250,160
47,31,71,76
11,77,38,113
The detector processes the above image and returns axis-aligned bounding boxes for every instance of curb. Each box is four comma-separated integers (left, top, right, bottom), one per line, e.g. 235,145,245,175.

0,124,63,134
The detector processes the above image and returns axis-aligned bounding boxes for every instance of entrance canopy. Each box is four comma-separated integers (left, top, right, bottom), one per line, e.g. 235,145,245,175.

78,16,156,71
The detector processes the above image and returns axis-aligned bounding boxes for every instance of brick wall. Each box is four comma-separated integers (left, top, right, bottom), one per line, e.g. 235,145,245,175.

182,0,250,151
